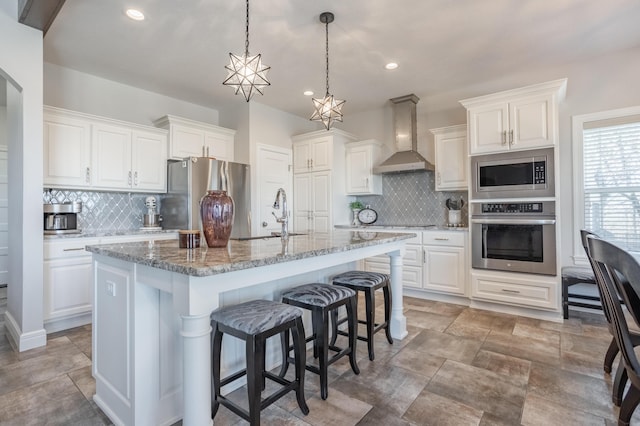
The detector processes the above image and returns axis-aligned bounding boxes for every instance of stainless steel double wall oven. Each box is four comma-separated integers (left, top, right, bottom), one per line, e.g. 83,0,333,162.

470,148,557,276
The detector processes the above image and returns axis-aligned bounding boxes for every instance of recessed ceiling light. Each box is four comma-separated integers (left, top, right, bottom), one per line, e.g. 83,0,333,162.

303,90,314,96
126,9,145,21
385,62,398,70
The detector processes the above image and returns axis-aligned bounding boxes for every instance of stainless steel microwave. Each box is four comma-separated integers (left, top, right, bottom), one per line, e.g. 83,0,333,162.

471,147,554,199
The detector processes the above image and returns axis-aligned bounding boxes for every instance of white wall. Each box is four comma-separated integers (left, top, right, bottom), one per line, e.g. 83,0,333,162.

44,63,220,126
0,3,46,351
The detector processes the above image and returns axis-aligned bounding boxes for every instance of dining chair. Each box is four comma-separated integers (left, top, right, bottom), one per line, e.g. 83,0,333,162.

581,230,640,405
587,235,640,425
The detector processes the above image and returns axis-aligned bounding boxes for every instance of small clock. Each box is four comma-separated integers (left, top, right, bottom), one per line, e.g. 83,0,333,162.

357,206,378,225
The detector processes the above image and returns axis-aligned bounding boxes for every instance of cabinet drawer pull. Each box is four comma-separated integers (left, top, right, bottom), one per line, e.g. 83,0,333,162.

434,237,449,241
134,171,138,186
509,129,514,145
501,288,520,294
86,167,91,183
501,130,507,145
63,247,85,252
128,171,132,186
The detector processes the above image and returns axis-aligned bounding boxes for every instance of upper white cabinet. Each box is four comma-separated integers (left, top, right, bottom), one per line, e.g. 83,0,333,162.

43,111,92,188
291,129,357,232
345,139,383,195
44,107,168,192
153,115,235,161
430,125,468,191
460,79,567,155
292,134,332,173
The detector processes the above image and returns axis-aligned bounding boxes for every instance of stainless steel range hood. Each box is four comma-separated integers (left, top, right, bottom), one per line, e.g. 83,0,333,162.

372,94,435,174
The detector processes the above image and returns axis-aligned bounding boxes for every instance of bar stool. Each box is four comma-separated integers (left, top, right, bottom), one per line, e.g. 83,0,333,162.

280,283,360,400
331,271,393,361
210,299,309,426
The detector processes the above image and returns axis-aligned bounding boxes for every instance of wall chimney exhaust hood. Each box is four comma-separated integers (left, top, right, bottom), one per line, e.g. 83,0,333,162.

372,94,434,174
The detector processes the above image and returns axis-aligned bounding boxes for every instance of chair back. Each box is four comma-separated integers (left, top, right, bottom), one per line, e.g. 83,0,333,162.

580,229,614,324
587,236,640,380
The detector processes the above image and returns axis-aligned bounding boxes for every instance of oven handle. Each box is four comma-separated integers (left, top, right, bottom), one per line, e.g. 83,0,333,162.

471,218,556,225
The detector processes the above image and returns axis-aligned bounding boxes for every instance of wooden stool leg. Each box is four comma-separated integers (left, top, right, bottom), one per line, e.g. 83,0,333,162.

604,337,618,374
346,295,360,376
364,288,375,361
619,383,640,425
279,330,290,378
329,308,339,347
246,335,263,426
291,317,309,414
562,277,569,319
211,324,223,419
383,283,393,344
614,357,628,406
314,308,330,400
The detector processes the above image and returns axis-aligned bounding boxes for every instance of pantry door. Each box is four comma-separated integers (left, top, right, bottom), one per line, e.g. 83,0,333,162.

255,144,292,236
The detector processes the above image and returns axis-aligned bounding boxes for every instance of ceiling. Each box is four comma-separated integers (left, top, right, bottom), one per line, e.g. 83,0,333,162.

42,0,640,119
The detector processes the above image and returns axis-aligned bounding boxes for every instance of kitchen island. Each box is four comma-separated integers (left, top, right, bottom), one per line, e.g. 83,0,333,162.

86,230,414,426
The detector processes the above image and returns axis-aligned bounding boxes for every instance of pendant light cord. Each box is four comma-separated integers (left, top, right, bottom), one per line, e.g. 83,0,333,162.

325,19,330,96
245,0,250,56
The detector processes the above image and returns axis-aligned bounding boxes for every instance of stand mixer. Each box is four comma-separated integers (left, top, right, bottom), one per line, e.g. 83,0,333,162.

142,196,163,230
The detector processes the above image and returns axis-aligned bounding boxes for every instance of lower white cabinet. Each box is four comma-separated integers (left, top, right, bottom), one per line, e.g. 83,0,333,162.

423,231,467,295
43,233,177,332
470,269,559,310
362,229,468,296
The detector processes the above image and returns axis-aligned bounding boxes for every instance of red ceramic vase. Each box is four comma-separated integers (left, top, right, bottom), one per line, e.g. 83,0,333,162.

200,190,234,248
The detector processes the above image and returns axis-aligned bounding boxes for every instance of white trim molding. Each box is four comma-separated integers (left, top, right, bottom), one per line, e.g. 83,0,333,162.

4,310,47,351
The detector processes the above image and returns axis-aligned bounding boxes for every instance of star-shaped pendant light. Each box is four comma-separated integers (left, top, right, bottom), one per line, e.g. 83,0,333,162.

310,12,345,130
223,0,270,101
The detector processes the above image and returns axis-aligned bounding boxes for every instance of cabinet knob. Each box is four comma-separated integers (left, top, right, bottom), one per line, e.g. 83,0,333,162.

262,221,268,227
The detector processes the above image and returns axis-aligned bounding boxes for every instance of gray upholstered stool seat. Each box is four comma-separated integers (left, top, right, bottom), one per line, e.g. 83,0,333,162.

280,283,359,400
331,270,393,361
562,265,599,319
210,299,309,425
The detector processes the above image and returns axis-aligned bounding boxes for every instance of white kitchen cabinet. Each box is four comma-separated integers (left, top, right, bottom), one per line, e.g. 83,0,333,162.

460,79,567,155
43,109,92,187
153,115,235,161
43,233,177,333
292,134,332,173
422,231,467,296
43,106,168,192
430,125,468,191
470,269,559,310
364,231,423,288
345,139,383,195
292,129,357,232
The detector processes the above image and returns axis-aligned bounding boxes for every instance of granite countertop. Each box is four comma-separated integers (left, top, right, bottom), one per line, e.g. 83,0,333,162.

44,229,179,239
85,230,415,277
334,224,468,232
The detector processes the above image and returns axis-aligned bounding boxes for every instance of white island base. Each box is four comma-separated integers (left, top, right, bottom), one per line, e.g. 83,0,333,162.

89,234,409,426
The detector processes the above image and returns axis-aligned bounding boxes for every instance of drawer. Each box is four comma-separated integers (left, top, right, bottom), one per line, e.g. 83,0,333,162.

364,242,421,267
363,260,422,289
471,271,559,310
44,237,101,260
422,231,465,247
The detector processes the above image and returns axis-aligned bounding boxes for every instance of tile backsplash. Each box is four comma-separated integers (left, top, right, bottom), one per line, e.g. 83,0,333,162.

356,172,467,226
43,189,165,232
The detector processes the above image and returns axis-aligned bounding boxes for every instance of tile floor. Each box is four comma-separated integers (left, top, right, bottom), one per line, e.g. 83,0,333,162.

1,290,638,425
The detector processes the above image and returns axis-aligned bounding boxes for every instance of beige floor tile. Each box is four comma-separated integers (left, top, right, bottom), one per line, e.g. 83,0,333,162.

527,361,616,420
521,393,606,426
294,388,372,426
404,309,457,332
403,388,483,426
481,329,560,365
426,359,526,423
512,322,561,346
68,365,96,401
445,321,491,341
471,349,531,386
357,406,415,425
451,308,517,335
404,329,483,364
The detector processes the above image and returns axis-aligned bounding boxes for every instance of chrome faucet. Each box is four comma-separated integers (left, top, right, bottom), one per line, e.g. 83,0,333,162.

272,188,289,239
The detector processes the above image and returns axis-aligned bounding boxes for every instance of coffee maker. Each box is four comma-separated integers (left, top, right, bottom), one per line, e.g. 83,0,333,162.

43,202,82,234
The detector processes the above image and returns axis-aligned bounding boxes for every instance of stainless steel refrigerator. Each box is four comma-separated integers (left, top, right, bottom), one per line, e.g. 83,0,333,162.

161,157,251,239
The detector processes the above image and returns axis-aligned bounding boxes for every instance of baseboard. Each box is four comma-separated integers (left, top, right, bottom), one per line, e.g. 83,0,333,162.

3,310,47,351
404,288,470,306
44,312,92,334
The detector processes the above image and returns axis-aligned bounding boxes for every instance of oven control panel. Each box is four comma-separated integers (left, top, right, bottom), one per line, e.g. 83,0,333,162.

481,202,544,214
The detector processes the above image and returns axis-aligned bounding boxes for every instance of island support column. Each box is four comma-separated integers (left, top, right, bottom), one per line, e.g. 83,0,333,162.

181,313,213,426
388,249,408,339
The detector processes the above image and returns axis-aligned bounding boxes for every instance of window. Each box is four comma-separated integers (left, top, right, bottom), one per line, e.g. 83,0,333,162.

573,107,640,257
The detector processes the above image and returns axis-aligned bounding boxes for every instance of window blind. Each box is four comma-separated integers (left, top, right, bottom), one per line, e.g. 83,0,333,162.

583,121,640,250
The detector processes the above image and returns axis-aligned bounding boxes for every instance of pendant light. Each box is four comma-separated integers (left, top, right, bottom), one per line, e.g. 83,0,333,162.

310,12,345,130
222,0,270,101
